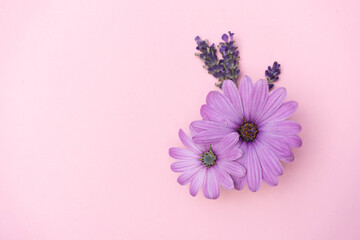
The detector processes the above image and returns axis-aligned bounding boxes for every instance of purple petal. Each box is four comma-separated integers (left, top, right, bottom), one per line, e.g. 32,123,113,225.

260,121,302,135
200,105,238,128
189,125,208,153
177,166,202,185
206,91,239,123
178,129,202,155
191,120,234,144
203,168,220,199
232,142,248,190
191,120,235,132
192,131,231,145
253,141,283,176
189,167,206,196
222,80,244,118
171,160,201,173
212,132,239,154
239,76,253,120
259,132,302,149
189,122,200,136
200,104,223,121
255,87,286,123
213,165,234,190
169,147,200,160
261,166,278,186
284,134,302,148
217,147,243,162
249,79,268,121
232,176,246,190
279,153,294,162
261,101,298,124
217,160,246,177
256,133,292,158
245,144,262,192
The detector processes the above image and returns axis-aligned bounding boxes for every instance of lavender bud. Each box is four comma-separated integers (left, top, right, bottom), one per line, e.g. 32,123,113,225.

265,61,281,90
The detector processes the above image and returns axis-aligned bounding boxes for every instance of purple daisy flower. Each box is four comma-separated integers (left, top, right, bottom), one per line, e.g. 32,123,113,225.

191,76,302,192
169,128,246,199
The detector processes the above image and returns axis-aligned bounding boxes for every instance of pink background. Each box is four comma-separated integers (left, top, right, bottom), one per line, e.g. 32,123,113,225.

1,0,360,239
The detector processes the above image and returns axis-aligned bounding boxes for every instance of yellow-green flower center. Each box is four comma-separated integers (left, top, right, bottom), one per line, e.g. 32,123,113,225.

200,146,217,168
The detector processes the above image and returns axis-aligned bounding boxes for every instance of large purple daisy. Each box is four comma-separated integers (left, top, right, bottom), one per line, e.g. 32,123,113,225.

191,76,302,191
169,128,246,199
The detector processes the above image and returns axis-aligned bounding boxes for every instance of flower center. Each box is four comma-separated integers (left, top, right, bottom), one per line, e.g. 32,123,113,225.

200,146,217,168
238,120,258,142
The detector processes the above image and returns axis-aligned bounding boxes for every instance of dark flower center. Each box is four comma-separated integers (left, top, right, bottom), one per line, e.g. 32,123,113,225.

238,121,258,142
201,146,217,168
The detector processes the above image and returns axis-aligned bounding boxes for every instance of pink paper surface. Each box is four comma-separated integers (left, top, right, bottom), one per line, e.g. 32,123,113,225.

1,0,360,239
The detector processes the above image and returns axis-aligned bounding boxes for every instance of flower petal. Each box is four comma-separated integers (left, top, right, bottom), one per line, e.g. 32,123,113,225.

239,75,253,120
232,176,246,190
261,167,278,186
279,153,295,162
262,101,298,124
249,79,268,121
192,131,231,145
189,122,200,136
191,120,235,132
203,168,220,199
200,104,223,121
222,80,244,118
217,147,243,162
232,142,248,190
189,167,206,196
255,87,286,124
178,129,202,155
245,144,262,192
253,141,283,176
217,160,246,177
206,91,239,123
284,135,302,148
212,132,239,154
169,147,200,160
191,120,235,144
214,165,234,190
260,121,302,135
257,133,292,158
189,124,208,153
177,166,202,185
259,132,302,149
171,160,201,173
200,105,238,128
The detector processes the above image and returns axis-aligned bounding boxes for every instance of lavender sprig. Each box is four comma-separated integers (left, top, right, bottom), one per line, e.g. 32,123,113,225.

217,32,240,87
194,36,222,82
265,61,281,90
195,32,240,89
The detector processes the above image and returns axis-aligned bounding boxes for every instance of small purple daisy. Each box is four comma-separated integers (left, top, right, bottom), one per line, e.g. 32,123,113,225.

191,77,302,191
169,128,246,199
